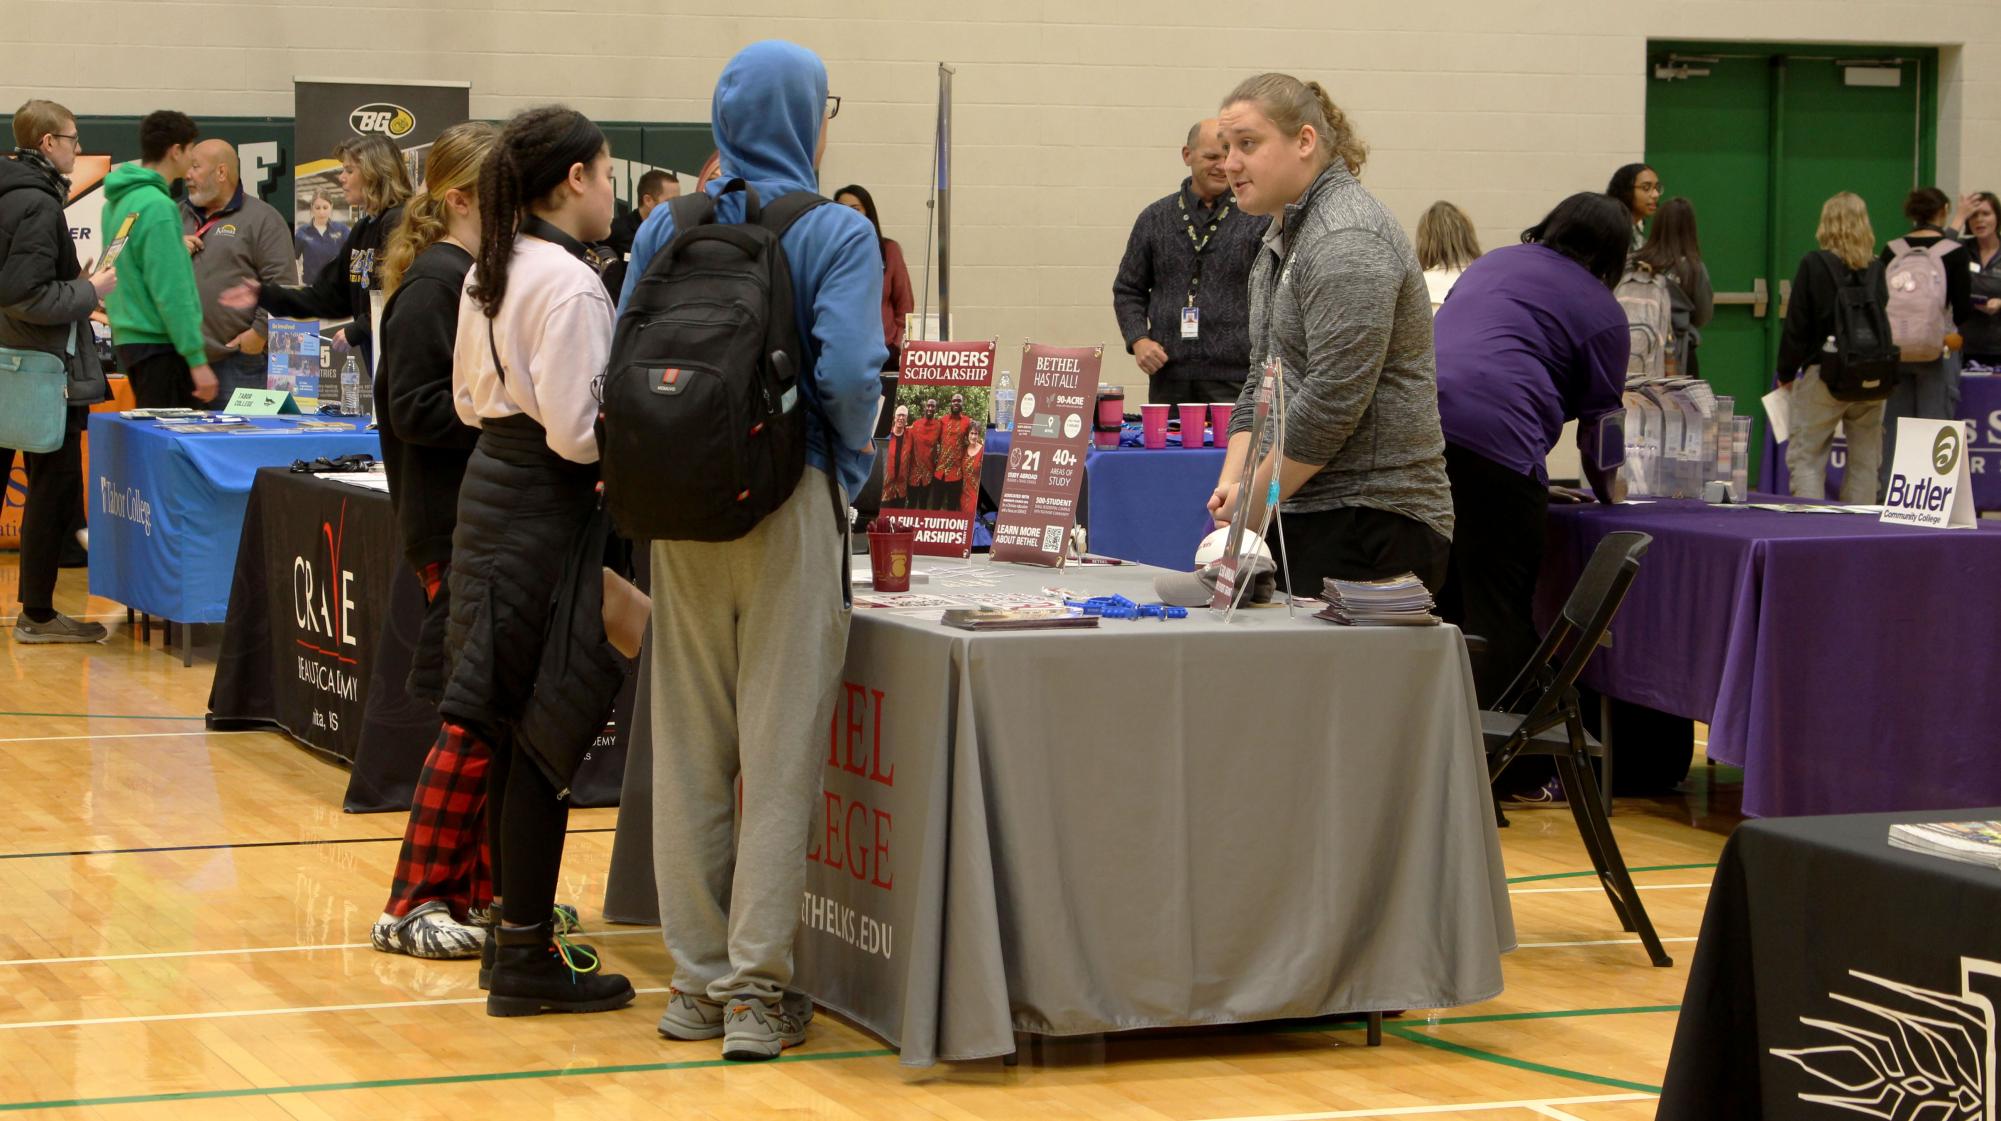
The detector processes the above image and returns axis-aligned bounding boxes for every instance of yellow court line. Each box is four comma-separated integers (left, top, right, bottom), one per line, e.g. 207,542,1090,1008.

0,928,663,967
1191,1092,1657,1120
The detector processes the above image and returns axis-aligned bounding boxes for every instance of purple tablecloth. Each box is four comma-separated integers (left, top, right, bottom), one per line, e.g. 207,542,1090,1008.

1540,500,2001,817
1761,373,2001,509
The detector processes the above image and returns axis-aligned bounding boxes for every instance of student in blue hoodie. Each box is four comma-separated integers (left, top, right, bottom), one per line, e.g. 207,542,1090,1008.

620,40,886,1062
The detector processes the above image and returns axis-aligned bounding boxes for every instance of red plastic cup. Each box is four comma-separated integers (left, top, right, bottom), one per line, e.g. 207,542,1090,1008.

1140,403,1170,449
868,526,916,592
1210,404,1234,447
1178,403,1207,448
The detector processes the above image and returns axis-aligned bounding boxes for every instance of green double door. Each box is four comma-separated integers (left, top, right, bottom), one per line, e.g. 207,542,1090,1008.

1645,42,1938,473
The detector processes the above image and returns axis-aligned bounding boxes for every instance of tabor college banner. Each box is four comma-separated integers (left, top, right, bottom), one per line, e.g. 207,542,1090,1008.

291,79,469,350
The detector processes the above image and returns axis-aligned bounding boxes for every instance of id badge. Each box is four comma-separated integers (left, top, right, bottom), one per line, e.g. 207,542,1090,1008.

1180,305,1200,340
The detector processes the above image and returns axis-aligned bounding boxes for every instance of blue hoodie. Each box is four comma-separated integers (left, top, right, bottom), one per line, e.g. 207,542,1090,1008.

620,40,888,500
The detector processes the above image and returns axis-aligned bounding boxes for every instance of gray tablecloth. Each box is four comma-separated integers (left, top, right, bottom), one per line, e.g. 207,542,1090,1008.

604,559,1514,1065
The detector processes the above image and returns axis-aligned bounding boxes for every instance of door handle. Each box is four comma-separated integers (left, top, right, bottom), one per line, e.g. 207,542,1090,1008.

1715,277,1770,318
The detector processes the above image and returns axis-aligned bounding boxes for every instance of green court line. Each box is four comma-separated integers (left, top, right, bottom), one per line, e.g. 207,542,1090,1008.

0,1047,896,1113
1426,1004,1680,1027
1507,862,1716,885
0,1007,1685,1112
0,711,207,722
1384,1024,1664,1094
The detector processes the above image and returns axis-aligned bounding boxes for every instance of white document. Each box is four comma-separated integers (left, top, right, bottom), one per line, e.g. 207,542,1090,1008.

1761,387,1792,446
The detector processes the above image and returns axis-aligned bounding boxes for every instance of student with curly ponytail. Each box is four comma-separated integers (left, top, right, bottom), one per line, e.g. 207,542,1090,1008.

366,120,509,963
438,105,634,1016
1209,72,1454,594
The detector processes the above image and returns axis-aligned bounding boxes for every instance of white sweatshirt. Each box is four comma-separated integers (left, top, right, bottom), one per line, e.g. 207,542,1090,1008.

453,235,614,464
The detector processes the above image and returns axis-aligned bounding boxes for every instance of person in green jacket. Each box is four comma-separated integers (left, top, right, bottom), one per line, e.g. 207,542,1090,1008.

102,110,216,407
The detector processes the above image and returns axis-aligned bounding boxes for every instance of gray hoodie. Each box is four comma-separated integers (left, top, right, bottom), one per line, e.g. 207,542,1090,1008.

1230,163,1453,541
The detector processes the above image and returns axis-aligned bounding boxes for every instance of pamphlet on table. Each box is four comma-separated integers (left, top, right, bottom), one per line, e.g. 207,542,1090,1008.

991,342,1103,567
267,319,322,404
878,339,996,558
1888,820,2001,868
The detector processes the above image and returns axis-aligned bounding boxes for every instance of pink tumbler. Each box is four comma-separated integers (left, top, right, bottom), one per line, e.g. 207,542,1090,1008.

1140,404,1170,449
1210,404,1234,447
1094,386,1125,449
1178,403,1207,448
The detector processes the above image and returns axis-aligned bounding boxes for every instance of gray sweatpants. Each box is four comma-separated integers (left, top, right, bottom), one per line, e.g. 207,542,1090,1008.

649,468,850,1006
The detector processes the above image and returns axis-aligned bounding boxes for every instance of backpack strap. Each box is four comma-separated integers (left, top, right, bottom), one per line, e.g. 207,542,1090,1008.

1888,237,1914,258
758,191,831,239
753,190,848,534
1926,239,1960,262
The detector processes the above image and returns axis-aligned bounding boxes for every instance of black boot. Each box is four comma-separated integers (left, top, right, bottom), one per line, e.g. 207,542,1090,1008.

478,922,497,990
485,921,634,1017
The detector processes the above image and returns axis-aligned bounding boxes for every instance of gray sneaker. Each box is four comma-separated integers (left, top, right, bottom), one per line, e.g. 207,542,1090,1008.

14,612,108,644
661,988,813,1043
658,988,726,1041
722,995,808,1061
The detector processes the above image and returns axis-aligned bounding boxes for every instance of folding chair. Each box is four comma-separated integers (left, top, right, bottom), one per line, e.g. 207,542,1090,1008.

1483,530,1671,968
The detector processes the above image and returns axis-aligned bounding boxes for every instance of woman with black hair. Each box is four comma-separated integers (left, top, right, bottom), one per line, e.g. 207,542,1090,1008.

834,183,913,368
1961,190,2001,368
1433,192,1631,714
1632,197,1713,376
221,135,411,372
443,105,634,1016
1876,186,1974,494
1606,162,1661,252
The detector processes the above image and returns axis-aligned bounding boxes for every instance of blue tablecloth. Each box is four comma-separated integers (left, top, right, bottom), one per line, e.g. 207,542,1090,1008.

1761,373,2001,508
983,430,1223,569
88,414,381,623
1541,499,2001,817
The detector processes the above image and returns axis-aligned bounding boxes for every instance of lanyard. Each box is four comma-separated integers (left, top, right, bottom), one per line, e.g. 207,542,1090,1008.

1178,190,1232,307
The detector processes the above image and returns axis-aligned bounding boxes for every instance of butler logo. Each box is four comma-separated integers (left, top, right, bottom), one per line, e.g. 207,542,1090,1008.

349,103,415,140
1934,425,1962,474
293,499,361,702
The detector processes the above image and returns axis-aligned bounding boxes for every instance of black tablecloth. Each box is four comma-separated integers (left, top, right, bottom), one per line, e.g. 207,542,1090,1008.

208,468,630,811
1658,808,2001,1119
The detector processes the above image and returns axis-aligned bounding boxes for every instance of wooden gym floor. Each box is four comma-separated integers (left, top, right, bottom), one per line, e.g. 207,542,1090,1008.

0,563,1731,1119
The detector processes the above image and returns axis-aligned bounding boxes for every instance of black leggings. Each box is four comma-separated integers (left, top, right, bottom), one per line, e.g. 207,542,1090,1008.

12,414,85,612
483,732,570,928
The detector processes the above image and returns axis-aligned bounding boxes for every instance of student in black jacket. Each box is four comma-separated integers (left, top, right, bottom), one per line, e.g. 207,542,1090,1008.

220,135,411,371
364,122,508,963
1876,187,1974,494
1777,192,1890,503
0,99,117,643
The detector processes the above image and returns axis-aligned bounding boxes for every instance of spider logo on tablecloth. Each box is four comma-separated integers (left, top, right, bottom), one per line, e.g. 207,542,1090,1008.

1771,957,2001,1120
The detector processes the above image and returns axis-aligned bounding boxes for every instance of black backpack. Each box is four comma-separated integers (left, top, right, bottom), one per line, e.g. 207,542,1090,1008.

597,180,829,541
1814,251,1901,402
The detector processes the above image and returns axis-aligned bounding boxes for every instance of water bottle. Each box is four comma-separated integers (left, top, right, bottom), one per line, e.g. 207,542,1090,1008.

339,353,361,415
993,370,1015,431
355,361,374,419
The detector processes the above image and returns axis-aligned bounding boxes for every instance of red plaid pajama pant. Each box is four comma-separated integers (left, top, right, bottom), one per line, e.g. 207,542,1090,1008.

384,564,495,920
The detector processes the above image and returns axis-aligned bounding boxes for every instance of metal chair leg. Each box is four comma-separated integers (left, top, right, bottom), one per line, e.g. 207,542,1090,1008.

1559,752,1672,967
1366,1011,1383,1047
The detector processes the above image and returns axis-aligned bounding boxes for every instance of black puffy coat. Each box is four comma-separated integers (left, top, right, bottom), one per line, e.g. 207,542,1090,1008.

439,414,632,795
0,153,107,413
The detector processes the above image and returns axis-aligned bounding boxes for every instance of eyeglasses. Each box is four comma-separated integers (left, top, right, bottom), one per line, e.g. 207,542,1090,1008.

51,134,80,147
826,95,842,120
